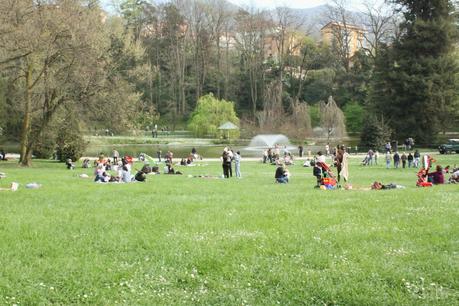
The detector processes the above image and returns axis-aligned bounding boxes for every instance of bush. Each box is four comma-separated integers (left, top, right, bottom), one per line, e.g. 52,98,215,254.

55,120,87,162
33,130,56,159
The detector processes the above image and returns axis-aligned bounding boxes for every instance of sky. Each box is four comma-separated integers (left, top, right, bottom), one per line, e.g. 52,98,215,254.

225,0,381,10
102,0,387,14
228,0,331,9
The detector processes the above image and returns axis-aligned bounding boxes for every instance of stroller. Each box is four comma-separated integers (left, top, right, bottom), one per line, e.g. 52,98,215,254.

316,161,337,188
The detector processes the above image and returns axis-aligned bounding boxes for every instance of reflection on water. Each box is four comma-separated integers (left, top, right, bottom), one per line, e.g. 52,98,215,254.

1,136,362,159
87,144,331,158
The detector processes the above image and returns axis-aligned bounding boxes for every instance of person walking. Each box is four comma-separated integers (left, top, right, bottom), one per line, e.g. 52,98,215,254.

367,149,374,166
393,152,400,169
298,145,304,158
401,152,407,168
414,150,421,168
374,150,379,165
408,152,414,168
385,152,391,169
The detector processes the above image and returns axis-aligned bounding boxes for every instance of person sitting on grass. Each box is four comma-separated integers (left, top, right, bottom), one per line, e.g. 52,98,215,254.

134,170,147,182
82,158,91,168
428,165,444,185
275,164,289,184
449,169,459,183
164,163,183,175
121,165,133,183
95,171,110,183
65,159,75,170
141,164,153,174
94,153,107,167
94,164,105,182
284,153,293,166
105,159,112,171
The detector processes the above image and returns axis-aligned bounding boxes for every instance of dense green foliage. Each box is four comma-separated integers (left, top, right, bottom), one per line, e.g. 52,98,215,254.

359,115,393,150
188,94,240,138
371,0,458,144
343,101,364,133
0,155,458,304
55,120,87,162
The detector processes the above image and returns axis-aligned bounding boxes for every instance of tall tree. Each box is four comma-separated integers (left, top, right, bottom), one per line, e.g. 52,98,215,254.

234,8,268,117
372,0,458,143
0,0,110,165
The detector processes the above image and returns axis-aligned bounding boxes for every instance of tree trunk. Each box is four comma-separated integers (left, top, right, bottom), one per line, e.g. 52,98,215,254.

19,63,32,166
216,36,221,98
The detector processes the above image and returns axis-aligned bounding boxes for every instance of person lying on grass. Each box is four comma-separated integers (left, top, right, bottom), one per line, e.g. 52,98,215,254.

0,182,19,191
371,181,405,190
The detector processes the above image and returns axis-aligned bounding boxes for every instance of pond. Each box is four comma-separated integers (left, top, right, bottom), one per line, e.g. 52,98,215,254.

86,143,355,159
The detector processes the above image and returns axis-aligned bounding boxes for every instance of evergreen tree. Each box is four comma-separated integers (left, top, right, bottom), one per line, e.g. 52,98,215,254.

372,0,458,144
360,115,392,150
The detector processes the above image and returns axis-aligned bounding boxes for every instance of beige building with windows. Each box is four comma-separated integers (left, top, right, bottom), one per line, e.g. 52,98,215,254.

320,22,365,57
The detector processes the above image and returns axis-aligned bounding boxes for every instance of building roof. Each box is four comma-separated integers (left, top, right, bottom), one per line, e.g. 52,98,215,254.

218,122,239,130
320,21,366,33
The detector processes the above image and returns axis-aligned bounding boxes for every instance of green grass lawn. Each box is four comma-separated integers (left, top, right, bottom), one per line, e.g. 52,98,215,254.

0,155,458,305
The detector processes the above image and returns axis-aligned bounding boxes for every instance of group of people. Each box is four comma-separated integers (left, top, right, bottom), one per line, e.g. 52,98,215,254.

276,145,350,188
180,148,201,166
262,145,294,166
384,150,421,169
416,155,459,186
221,147,241,178
92,154,147,183
311,146,349,188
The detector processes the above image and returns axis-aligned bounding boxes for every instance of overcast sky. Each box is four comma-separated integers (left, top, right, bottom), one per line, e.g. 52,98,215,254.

225,0,383,10
102,0,387,13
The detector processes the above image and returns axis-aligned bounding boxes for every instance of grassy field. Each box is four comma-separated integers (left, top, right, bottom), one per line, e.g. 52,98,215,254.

0,154,458,305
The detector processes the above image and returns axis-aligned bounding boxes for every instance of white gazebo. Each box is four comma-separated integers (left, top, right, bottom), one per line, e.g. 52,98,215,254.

218,121,239,139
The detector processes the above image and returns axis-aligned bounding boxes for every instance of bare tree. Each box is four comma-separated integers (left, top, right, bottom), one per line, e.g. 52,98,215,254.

271,7,306,86
324,0,356,72
207,0,231,99
360,0,396,59
320,96,347,141
234,8,268,117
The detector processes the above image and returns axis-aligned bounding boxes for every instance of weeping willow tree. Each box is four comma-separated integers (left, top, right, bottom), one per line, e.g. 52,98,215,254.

288,98,313,138
256,81,284,130
319,96,347,140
